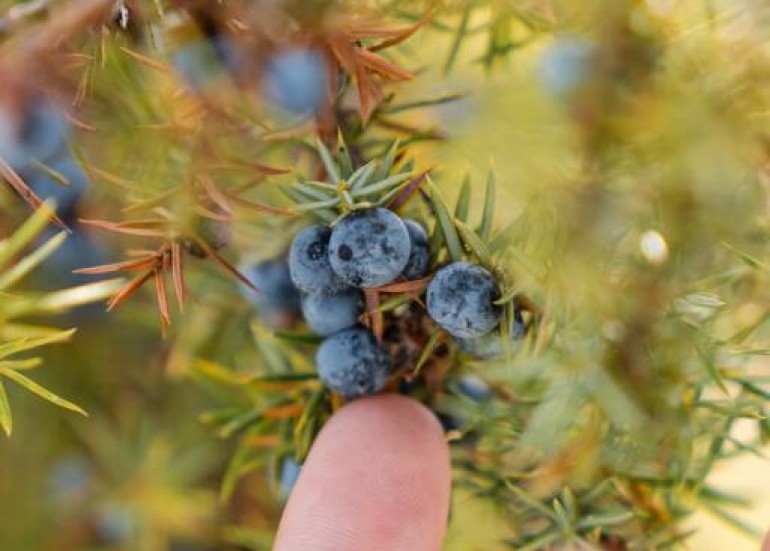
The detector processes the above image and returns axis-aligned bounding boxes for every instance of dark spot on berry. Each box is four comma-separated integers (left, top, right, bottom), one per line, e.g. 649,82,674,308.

338,245,353,261
289,225,347,294
328,208,411,288
308,242,325,260
381,239,396,255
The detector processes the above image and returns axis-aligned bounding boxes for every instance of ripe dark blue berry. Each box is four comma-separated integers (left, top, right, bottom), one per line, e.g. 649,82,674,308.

262,48,327,115
455,308,526,359
288,225,348,294
328,208,411,288
402,219,430,280
301,288,364,336
316,327,391,399
24,153,89,219
426,262,501,338
241,257,301,325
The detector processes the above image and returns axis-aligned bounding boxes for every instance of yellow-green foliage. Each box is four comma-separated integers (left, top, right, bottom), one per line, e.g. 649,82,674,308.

0,1,769,550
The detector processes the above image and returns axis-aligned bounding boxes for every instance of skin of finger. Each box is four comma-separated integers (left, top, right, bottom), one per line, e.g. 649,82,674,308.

764,531,770,551
273,394,451,551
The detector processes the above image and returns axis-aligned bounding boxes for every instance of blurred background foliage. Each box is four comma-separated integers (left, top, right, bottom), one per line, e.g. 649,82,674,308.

0,0,769,550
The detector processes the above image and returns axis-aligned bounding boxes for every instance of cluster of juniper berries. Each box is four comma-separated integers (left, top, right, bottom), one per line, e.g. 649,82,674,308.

243,205,525,401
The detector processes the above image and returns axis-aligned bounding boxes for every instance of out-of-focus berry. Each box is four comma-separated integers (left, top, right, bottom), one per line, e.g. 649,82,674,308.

301,287,364,336
241,257,301,326
402,219,430,280
316,327,391,399
539,35,597,99
172,35,239,90
455,375,492,402
0,102,69,172
210,35,240,70
288,225,348,294
426,262,501,338
328,208,411,288
47,454,92,504
262,48,328,115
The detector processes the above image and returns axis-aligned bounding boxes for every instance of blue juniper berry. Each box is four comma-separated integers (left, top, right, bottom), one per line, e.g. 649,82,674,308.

316,327,392,399
402,219,430,280
455,374,493,402
240,257,301,327
426,261,501,339
328,207,411,288
288,225,348,295
301,287,364,336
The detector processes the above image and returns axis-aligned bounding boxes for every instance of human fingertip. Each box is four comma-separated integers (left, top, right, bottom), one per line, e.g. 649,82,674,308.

273,393,451,551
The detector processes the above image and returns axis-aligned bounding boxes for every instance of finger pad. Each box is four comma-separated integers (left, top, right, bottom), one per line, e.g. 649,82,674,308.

274,395,451,551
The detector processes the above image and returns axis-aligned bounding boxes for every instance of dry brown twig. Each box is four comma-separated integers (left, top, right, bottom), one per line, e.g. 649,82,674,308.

74,194,264,332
